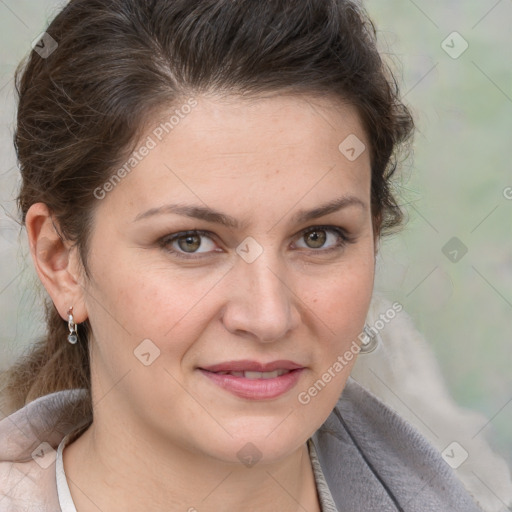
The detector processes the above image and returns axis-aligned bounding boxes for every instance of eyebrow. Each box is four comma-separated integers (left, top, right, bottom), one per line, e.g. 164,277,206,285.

133,195,366,229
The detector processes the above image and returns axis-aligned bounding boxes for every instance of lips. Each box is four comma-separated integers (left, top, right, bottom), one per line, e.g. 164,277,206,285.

201,360,303,373
198,360,305,400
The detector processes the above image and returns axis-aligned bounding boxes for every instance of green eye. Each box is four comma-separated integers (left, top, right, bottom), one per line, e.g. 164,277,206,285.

303,229,327,249
160,230,219,258
294,226,352,252
176,233,202,253
159,225,354,260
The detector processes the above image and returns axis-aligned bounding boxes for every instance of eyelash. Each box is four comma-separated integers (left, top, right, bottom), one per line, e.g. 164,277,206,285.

158,225,356,260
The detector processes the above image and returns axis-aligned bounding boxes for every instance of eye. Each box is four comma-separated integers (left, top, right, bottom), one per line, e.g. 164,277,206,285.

159,225,354,260
293,225,352,252
159,230,220,259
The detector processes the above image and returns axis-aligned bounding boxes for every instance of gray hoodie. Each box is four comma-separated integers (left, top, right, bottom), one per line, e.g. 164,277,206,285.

0,378,483,511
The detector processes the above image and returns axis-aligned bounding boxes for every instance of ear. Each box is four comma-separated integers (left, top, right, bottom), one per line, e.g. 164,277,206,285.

373,230,381,257
372,214,381,257
25,203,88,323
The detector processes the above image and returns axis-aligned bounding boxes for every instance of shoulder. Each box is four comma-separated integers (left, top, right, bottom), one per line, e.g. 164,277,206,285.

312,378,484,512
0,389,90,511
0,388,90,461
0,458,59,511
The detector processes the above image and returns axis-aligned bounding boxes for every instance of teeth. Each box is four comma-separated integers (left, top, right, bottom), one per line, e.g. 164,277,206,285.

243,370,290,379
213,369,292,378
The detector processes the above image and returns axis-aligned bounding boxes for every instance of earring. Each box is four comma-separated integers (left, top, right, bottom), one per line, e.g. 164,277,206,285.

359,323,379,354
67,307,78,344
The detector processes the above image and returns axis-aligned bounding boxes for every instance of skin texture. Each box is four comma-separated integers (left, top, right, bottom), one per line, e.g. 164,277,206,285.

26,93,376,511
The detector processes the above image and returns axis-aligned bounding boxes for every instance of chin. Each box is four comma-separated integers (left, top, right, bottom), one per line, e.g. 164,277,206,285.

203,421,312,467
206,438,305,468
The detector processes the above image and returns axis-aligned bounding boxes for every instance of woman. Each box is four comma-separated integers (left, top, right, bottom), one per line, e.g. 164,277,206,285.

0,0,485,510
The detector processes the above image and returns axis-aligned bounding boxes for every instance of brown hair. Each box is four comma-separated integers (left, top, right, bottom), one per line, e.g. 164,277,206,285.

2,0,414,415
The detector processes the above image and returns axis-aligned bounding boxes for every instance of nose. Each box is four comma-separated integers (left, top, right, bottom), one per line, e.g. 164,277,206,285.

221,253,301,343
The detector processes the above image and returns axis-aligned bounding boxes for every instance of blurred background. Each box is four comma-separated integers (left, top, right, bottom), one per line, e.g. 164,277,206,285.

0,0,511,484
366,0,512,469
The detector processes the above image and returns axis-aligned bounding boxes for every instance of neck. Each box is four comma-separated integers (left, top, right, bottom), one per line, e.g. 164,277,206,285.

63,417,321,512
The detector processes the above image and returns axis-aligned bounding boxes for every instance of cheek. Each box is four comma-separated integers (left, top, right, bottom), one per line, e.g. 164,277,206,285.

304,247,374,401
314,251,374,334
294,259,374,427
84,249,222,357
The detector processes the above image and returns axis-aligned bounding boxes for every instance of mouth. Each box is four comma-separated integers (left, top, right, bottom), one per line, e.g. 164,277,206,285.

198,360,305,400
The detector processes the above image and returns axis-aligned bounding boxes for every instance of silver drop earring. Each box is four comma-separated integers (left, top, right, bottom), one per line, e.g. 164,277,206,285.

359,323,379,354
67,307,78,344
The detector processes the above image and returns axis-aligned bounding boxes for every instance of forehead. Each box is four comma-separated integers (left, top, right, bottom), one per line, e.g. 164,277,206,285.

97,93,371,225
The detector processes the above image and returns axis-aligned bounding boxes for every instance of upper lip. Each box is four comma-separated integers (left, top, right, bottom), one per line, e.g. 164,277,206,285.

200,360,304,372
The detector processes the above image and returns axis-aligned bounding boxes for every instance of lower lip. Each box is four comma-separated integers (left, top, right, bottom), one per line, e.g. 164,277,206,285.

199,369,304,400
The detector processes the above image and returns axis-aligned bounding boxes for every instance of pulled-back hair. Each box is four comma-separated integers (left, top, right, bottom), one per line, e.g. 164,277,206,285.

2,0,413,414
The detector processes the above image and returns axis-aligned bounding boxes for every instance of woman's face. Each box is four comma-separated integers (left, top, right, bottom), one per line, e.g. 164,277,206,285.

80,93,375,464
